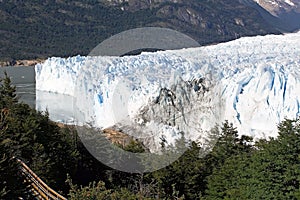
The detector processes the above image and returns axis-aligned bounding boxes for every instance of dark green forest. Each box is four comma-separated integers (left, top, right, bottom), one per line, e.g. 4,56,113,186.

0,0,282,62
1,73,300,199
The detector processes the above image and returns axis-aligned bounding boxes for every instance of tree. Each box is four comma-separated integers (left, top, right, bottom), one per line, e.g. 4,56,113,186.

0,73,80,196
205,118,300,199
67,175,155,200
204,121,253,172
0,71,18,107
0,105,29,199
150,139,204,199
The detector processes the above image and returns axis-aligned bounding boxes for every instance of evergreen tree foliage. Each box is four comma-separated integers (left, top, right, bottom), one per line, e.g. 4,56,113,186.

206,121,253,168
0,74,26,198
0,71,18,107
122,139,146,153
67,175,155,200
151,141,204,199
205,118,300,199
0,73,79,196
2,72,300,199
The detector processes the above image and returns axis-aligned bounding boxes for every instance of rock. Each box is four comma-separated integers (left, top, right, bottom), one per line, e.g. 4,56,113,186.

0,59,45,67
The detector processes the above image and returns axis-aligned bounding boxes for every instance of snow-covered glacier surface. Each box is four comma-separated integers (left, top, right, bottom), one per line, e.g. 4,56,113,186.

36,32,300,146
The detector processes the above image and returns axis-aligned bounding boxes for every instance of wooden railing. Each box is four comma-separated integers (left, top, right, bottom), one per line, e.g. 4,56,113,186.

15,158,67,200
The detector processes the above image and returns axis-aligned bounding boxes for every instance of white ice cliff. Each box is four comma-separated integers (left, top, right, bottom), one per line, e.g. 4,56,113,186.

36,32,300,147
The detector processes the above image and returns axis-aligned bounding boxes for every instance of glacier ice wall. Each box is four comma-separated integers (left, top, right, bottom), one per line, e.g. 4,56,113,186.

36,32,300,142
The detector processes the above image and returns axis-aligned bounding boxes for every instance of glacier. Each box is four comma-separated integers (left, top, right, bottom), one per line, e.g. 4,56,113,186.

36,32,300,148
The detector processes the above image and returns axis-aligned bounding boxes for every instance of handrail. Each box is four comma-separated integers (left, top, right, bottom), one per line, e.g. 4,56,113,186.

15,158,67,200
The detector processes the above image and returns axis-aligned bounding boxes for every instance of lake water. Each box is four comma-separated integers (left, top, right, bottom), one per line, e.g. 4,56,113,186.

0,66,35,108
0,66,75,123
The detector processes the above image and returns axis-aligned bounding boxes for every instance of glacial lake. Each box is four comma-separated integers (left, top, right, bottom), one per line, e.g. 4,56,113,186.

0,66,75,124
0,66,35,108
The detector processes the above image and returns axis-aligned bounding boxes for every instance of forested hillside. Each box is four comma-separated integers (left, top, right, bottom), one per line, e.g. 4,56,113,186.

0,0,283,61
1,73,300,199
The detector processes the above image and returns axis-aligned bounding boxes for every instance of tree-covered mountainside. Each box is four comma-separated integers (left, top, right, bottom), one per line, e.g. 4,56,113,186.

0,0,285,61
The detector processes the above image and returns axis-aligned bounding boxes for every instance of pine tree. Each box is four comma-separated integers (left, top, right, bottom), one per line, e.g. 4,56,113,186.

204,118,300,199
0,105,28,199
0,71,18,107
0,73,80,196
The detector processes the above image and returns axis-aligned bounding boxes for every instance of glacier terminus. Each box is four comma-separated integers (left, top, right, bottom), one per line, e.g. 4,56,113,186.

35,31,300,148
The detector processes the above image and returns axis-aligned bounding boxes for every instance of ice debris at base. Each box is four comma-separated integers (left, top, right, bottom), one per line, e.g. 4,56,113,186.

36,32,300,148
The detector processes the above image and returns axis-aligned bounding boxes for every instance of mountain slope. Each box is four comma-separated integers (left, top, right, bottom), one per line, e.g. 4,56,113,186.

253,0,300,15
253,0,300,30
0,0,283,61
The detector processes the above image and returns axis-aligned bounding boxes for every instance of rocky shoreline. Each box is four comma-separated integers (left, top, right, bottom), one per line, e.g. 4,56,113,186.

0,59,45,67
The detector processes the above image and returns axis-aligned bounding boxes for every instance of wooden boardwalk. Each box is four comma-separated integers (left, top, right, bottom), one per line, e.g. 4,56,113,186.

15,158,67,200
